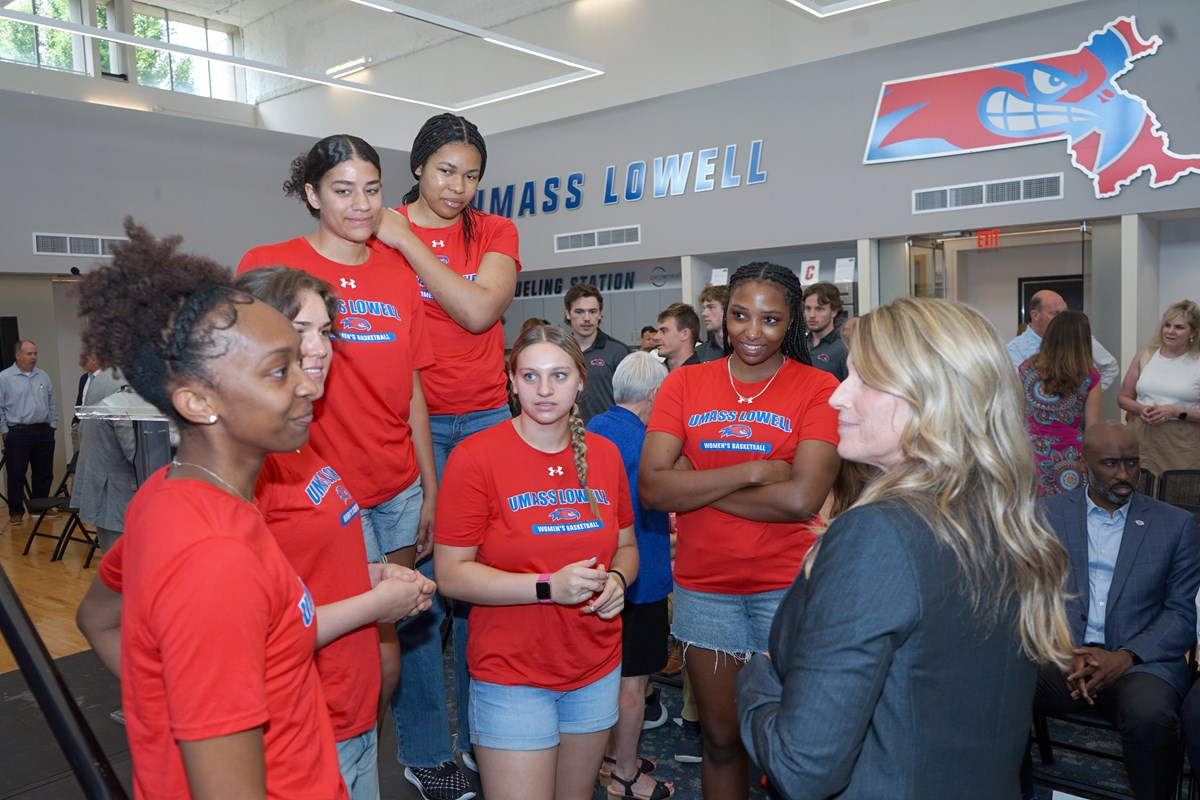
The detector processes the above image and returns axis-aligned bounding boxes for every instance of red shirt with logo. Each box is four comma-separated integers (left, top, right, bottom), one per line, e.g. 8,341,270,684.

647,357,840,594
99,469,346,800
239,238,434,506
255,445,378,742
375,207,521,415
435,421,632,690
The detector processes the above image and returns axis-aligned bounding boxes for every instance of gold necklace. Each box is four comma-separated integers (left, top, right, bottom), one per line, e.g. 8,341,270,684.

727,356,786,405
171,459,257,507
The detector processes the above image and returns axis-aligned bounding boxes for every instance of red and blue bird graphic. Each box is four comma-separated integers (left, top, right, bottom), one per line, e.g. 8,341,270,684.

864,17,1200,198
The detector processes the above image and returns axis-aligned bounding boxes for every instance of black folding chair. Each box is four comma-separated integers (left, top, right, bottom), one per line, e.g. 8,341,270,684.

22,452,77,556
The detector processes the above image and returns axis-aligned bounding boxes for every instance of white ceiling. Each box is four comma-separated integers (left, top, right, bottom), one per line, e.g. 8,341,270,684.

30,0,1089,146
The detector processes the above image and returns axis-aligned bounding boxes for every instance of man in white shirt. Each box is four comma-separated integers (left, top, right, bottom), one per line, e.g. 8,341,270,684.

1006,290,1119,389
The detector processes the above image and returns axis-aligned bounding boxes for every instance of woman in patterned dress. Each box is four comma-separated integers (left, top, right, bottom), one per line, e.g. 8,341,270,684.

1019,310,1100,495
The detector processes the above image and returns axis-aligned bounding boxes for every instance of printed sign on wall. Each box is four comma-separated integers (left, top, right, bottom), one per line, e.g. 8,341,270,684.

863,17,1200,198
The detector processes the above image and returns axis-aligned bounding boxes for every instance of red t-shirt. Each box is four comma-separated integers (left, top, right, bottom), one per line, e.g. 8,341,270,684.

647,357,840,594
99,469,346,800
434,421,633,690
374,207,521,415
256,445,379,741
238,238,434,506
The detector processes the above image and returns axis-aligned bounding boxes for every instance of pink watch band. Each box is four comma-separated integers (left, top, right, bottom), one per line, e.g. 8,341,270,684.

537,573,554,604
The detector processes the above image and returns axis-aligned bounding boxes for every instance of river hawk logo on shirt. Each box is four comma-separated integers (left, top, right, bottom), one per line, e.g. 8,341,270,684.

548,507,581,522
590,358,606,367
816,353,831,363
335,485,353,504
720,424,753,439
548,466,564,476
340,317,372,332
340,278,356,289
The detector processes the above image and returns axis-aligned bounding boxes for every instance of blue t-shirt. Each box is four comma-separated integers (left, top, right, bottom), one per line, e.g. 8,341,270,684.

586,405,672,603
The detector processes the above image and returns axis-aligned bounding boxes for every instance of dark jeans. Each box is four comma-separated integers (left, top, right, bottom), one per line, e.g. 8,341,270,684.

4,426,54,516
1022,662,1182,800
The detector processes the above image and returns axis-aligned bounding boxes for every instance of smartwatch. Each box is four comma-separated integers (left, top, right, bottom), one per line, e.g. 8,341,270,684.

536,573,553,604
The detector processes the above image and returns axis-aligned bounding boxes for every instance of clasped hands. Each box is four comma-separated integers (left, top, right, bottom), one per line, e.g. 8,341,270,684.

1063,646,1135,704
545,557,625,619
368,562,438,623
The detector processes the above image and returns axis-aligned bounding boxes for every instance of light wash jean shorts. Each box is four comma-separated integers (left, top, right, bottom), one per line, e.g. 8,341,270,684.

359,477,422,562
469,665,620,751
671,581,788,659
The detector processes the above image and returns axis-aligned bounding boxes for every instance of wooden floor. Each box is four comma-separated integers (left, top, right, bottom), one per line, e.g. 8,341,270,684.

0,513,98,675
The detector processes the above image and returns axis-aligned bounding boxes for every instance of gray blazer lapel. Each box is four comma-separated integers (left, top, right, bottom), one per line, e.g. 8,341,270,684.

1106,493,1149,618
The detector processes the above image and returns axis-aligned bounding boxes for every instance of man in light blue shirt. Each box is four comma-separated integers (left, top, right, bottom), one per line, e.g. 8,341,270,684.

0,340,58,524
1023,421,1200,800
1006,289,1119,389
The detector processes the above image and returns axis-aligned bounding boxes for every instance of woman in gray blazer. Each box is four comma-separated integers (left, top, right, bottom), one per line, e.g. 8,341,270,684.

737,297,1073,799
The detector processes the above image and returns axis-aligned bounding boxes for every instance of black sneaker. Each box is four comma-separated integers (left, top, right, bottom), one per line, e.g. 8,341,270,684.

403,761,476,800
675,718,703,763
643,685,668,730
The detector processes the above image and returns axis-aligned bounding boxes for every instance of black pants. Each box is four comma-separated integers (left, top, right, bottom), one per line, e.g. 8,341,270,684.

4,426,54,516
1022,662,1182,800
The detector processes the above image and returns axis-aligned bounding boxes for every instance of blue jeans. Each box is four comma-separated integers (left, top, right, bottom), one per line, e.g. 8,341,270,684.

392,405,510,766
336,728,380,800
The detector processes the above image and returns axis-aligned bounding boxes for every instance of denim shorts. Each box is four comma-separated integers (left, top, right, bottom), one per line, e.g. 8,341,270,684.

671,582,788,657
359,477,422,562
469,666,620,751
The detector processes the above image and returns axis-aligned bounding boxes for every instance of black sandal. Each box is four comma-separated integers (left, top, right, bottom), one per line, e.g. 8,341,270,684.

606,770,674,800
598,755,655,786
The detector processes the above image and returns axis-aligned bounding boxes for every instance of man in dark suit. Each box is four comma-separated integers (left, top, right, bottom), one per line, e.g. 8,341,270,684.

1025,421,1200,800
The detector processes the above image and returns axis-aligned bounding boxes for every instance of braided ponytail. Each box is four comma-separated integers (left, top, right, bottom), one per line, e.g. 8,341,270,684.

508,323,600,518
568,402,600,518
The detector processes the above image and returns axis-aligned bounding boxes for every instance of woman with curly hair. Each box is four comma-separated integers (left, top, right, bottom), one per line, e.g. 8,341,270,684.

74,221,425,800
1019,309,1101,495
434,323,638,800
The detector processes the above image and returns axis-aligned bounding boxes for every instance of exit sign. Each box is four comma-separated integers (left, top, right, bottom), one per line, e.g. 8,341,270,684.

977,229,1000,248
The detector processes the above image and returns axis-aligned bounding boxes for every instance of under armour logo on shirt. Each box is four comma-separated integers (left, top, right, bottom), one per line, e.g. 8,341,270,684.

431,240,445,248
340,278,356,289
548,466,564,476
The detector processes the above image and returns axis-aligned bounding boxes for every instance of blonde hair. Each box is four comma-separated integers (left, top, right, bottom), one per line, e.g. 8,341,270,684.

1150,299,1200,357
508,323,599,517
842,297,1071,667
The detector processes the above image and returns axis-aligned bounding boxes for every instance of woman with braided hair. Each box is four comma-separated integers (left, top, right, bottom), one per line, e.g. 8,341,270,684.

640,261,842,800
434,323,639,800
373,112,520,782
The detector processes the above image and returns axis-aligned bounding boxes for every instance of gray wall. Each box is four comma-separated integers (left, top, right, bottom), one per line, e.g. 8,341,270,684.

481,0,1200,267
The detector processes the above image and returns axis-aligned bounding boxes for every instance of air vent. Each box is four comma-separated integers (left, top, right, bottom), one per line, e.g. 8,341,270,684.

555,225,641,254
912,173,1063,214
32,232,128,257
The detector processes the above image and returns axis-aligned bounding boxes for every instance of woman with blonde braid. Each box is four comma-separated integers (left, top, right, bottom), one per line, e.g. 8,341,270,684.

434,323,639,800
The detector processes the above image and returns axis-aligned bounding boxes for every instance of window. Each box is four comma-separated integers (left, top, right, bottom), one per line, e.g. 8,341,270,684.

132,3,239,99
0,0,82,72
